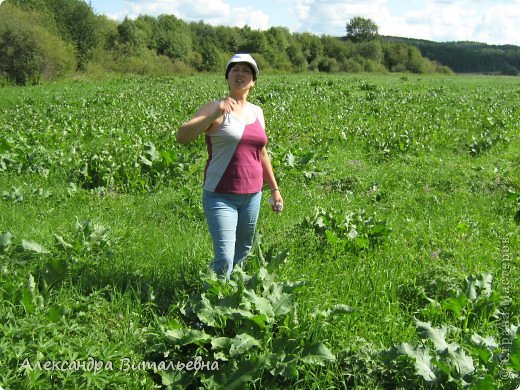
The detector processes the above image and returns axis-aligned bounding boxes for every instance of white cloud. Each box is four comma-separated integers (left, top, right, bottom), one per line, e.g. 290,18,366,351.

290,0,390,35
288,0,520,44
116,0,269,30
472,1,520,44
391,0,520,44
292,0,313,20
385,1,476,41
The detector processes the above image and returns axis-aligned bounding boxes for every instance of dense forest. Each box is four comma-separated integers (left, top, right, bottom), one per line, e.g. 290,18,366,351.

384,36,520,75
0,0,518,85
0,0,453,85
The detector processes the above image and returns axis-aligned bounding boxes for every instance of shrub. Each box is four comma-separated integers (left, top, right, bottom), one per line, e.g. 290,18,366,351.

0,4,76,85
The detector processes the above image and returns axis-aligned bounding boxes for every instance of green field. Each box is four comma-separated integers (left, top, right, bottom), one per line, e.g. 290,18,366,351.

1,74,519,389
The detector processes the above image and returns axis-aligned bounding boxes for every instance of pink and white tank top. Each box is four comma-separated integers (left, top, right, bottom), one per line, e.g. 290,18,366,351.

204,103,267,194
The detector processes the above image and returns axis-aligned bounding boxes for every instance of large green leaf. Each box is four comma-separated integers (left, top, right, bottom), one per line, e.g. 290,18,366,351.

21,287,35,314
160,371,185,387
470,374,495,390
217,355,267,389
193,295,229,327
354,236,369,249
283,280,307,294
165,328,211,346
243,289,274,318
470,333,497,349
266,349,297,378
43,257,68,289
474,273,493,298
285,152,295,167
229,333,261,358
47,304,65,323
301,342,336,365
211,337,233,351
464,273,493,301
275,360,299,380
229,308,259,322
415,319,449,352
446,347,474,379
21,274,42,314
268,285,294,318
441,295,467,317
21,240,49,254
0,232,13,249
247,314,269,329
397,343,437,382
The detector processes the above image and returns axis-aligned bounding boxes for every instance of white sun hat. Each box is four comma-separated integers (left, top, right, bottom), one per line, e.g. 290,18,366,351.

225,53,259,80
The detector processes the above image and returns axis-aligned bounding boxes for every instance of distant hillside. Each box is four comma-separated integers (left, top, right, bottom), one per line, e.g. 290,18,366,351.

382,36,520,75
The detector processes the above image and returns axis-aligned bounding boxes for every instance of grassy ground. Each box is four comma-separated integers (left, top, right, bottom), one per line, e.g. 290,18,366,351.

0,73,518,388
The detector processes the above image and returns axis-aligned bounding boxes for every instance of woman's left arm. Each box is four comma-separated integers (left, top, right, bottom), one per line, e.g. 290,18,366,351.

261,146,283,211
257,106,283,211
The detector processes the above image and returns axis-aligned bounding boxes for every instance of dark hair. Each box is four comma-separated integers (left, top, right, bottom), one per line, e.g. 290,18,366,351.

225,62,257,81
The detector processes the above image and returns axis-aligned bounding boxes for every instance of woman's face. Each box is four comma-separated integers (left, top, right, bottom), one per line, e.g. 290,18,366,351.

227,63,255,89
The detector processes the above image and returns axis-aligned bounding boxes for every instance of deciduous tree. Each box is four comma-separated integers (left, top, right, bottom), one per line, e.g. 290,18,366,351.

0,3,75,84
346,17,379,43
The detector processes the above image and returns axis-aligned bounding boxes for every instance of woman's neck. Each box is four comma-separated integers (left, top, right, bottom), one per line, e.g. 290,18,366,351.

231,97,249,107
229,88,249,102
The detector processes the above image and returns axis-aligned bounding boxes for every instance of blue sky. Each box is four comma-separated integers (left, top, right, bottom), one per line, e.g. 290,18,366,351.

2,0,518,45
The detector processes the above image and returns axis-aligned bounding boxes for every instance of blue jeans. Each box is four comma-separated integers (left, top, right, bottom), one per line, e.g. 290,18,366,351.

203,190,262,278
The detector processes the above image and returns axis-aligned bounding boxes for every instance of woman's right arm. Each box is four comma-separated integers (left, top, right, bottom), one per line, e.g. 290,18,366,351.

176,101,222,144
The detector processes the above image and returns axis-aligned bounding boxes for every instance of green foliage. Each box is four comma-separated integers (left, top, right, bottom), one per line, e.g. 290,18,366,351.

506,189,520,226
146,267,344,388
469,129,509,157
286,43,307,71
384,42,410,71
198,42,222,72
356,40,384,63
304,207,391,253
0,226,158,388
115,17,147,56
346,17,379,43
385,274,519,388
384,36,520,75
45,0,101,69
3,1,518,78
154,14,191,61
272,144,326,180
0,3,76,84
0,74,518,388
0,3,452,78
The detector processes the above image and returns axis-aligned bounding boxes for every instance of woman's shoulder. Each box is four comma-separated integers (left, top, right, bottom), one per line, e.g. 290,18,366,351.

197,99,219,110
249,102,264,116
196,100,221,116
249,103,265,128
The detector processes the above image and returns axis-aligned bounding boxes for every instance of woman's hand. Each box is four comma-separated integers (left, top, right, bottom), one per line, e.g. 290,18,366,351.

270,189,284,212
219,97,238,114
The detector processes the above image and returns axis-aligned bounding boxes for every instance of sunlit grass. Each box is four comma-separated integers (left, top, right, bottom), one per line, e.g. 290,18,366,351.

0,73,518,388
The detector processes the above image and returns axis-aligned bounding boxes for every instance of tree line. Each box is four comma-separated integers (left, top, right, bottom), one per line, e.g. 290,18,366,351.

384,37,520,76
0,0,455,85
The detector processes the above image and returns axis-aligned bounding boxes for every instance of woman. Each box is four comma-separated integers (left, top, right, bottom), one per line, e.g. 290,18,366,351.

177,53,283,278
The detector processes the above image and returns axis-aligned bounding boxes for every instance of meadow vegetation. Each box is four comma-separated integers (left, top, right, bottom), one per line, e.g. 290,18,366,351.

0,73,519,388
